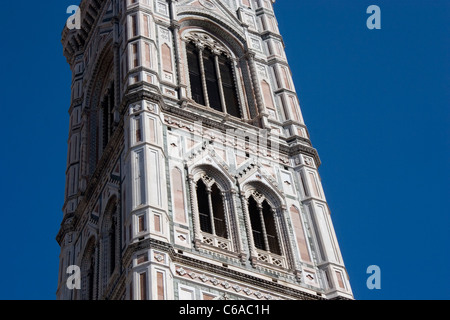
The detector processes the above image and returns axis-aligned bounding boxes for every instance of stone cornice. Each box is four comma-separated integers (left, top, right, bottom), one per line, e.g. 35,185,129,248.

161,99,321,166
62,0,108,64
122,238,324,301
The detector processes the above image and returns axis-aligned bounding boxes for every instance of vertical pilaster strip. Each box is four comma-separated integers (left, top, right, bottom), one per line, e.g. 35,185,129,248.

214,53,228,114
229,189,244,259
221,191,232,247
231,58,247,119
206,186,216,236
247,52,268,128
277,206,300,272
240,193,258,262
197,46,210,108
258,203,271,253
188,175,202,247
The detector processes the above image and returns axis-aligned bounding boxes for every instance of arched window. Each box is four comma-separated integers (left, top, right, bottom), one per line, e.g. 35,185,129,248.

187,42,205,106
189,167,239,253
196,179,228,239
243,187,289,268
185,33,241,118
248,195,281,255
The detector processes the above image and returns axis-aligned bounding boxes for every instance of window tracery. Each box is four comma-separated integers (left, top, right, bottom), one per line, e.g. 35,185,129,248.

184,32,242,118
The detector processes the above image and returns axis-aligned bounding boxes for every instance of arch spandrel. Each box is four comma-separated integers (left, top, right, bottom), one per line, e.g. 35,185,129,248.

177,0,245,40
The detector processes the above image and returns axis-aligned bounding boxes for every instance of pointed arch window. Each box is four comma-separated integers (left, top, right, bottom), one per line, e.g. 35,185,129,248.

185,34,241,118
248,195,281,255
189,167,244,255
196,179,228,239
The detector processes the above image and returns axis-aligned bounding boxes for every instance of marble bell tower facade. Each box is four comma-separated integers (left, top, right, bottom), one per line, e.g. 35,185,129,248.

56,0,353,300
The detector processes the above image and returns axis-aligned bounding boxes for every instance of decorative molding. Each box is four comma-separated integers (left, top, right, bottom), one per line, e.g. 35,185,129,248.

176,265,278,300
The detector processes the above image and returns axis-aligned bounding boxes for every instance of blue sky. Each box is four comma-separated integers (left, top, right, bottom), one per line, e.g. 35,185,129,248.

0,0,448,300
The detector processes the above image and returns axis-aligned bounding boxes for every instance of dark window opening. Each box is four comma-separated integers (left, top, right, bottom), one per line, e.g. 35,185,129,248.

211,184,228,239
248,196,282,255
187,42,205,105
196,179,229,240
197,179,212,234
248,196,265,251
262,200,281,255
203,48,223,112
219,55,241,118
186,41,241,118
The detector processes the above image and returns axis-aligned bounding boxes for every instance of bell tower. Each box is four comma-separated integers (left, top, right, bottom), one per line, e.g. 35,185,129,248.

57,0,353,301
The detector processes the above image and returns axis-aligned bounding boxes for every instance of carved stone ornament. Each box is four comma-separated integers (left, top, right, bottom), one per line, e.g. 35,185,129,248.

183,31,230,57
221,281,231,289
199,274,209,283
304,156,314,167
199,0,215,10
252,190,264,202
176,267,187,276
154,253,164,262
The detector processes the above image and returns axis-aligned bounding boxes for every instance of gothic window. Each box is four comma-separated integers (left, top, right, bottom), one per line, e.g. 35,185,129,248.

247,194,281,255
203,48,222,112
189,166,241,253
185,34,241,118
196,179,228,239
187,42,205,106
219,54,241,118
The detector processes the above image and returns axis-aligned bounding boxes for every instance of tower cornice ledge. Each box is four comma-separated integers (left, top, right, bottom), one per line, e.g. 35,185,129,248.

122,238,325,301
62,0,108,63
